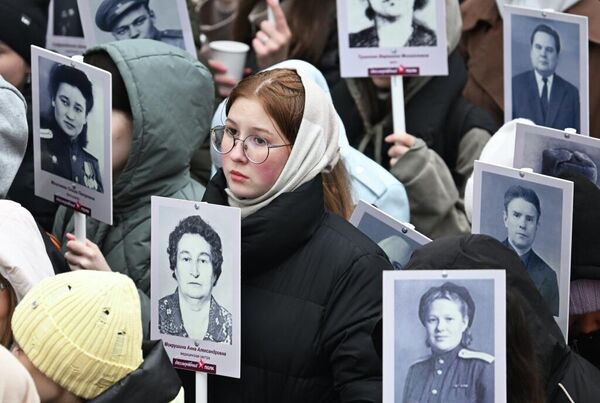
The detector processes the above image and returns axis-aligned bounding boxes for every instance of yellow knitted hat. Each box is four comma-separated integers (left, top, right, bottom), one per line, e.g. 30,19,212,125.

11,270,143,399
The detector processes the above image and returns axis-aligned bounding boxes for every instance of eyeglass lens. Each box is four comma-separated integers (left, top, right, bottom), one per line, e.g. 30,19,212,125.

212,127,269,163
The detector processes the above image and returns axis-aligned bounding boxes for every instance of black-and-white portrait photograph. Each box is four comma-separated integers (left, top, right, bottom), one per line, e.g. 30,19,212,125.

32,46,113,225
54,0,84,37
347,0,438,48
77,0,196,57
336,0,448,77
504,6,589,135
46,0,88,57
350,201,431,269
471,161,573,336
150,196,241,378
514,122,600,188
39,60,104,193
382,270,506,403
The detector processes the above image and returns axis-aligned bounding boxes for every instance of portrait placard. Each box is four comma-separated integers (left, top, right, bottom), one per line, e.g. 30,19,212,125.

77,0,197,57
503,5,589,135
45,0,87,57
350,200,431,269
336,0,448,77
150,196,241,379
383,270,507,403
514,122,600,187
471,161,573,337
32,46,113,225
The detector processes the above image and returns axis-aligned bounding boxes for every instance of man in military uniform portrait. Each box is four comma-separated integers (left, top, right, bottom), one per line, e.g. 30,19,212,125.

502,185,559,316
95,0,184,49
40,63,103,193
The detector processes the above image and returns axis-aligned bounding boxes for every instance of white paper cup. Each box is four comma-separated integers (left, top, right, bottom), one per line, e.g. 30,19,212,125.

209,40,250,82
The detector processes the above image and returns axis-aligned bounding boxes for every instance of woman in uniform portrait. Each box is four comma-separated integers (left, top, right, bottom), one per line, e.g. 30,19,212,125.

158,215,232,344
402,282,494,403
40,63,103,192
349,0,437,48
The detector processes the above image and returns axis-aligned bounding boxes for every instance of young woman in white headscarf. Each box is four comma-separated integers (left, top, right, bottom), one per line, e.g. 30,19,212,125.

203,68,390,402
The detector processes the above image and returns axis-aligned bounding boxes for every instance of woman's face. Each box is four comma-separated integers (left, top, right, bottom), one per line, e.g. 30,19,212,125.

0,42,29,90
175,234,216,302
221,97,291,199
425,298,468,353
369,0,415,19
52,82,88,140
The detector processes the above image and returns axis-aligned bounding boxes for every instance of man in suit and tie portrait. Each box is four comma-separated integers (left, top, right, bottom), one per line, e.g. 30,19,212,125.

512,24,580,133
502,185,559,316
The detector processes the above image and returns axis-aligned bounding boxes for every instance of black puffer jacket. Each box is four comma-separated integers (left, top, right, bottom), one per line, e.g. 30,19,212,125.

204,171,389,403
90,340,182,403
401,235,600,403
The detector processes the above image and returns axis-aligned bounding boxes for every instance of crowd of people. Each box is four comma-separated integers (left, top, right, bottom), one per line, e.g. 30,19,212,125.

1,0,600,402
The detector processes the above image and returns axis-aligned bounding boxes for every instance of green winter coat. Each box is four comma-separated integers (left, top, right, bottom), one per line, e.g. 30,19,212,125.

53,40,214,332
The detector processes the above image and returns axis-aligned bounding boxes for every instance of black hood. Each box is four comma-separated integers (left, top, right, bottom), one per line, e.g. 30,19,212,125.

386,235,567,383
90,340,181,403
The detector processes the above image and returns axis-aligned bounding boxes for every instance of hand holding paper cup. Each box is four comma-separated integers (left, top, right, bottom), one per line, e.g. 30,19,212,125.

209,40,250,93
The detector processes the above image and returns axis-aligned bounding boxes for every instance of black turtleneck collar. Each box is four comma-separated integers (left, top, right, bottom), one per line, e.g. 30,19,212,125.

203,170,326,276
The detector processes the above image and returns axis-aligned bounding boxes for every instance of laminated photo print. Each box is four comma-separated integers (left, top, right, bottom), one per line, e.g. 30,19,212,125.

337,0,448,77
471,161,573,337
77,0,197,57
46,0,87,56
503,5,589,135
32,46,113,225
383,270,507,403
150,196,241,378
514,122,600,188
350,200,431,269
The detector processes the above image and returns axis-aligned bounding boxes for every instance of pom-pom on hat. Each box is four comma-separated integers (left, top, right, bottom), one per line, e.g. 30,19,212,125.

11,270,143,400
570,279,600,315
0,0,49,64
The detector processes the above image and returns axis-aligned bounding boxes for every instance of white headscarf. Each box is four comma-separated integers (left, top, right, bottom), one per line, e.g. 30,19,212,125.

225,68,340,218
0,200,55,301
464,118,535,222
496,0,581,18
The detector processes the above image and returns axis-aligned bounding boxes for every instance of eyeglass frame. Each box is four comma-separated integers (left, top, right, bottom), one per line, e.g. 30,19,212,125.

210,125,292,164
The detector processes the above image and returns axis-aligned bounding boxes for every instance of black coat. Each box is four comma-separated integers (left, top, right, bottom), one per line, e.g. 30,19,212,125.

90,340,182,403
400,235,600,403
204,171,389,403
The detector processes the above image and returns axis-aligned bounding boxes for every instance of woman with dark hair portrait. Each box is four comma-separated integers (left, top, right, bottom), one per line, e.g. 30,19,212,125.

40,63,103,192
349,0,437,48
403,282,494,403
159,215,232,344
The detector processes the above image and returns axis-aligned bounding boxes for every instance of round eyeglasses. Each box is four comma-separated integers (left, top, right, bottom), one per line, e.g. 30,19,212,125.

210,125,291,164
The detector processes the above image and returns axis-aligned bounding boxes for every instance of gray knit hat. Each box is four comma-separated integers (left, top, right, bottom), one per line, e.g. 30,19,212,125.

570,279,600,315
0,76,28,198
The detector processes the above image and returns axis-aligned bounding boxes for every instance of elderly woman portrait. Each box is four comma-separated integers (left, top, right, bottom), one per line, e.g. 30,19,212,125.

349,0,437,48
40,63,103,192
402,282,494,403
159,215,232,344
